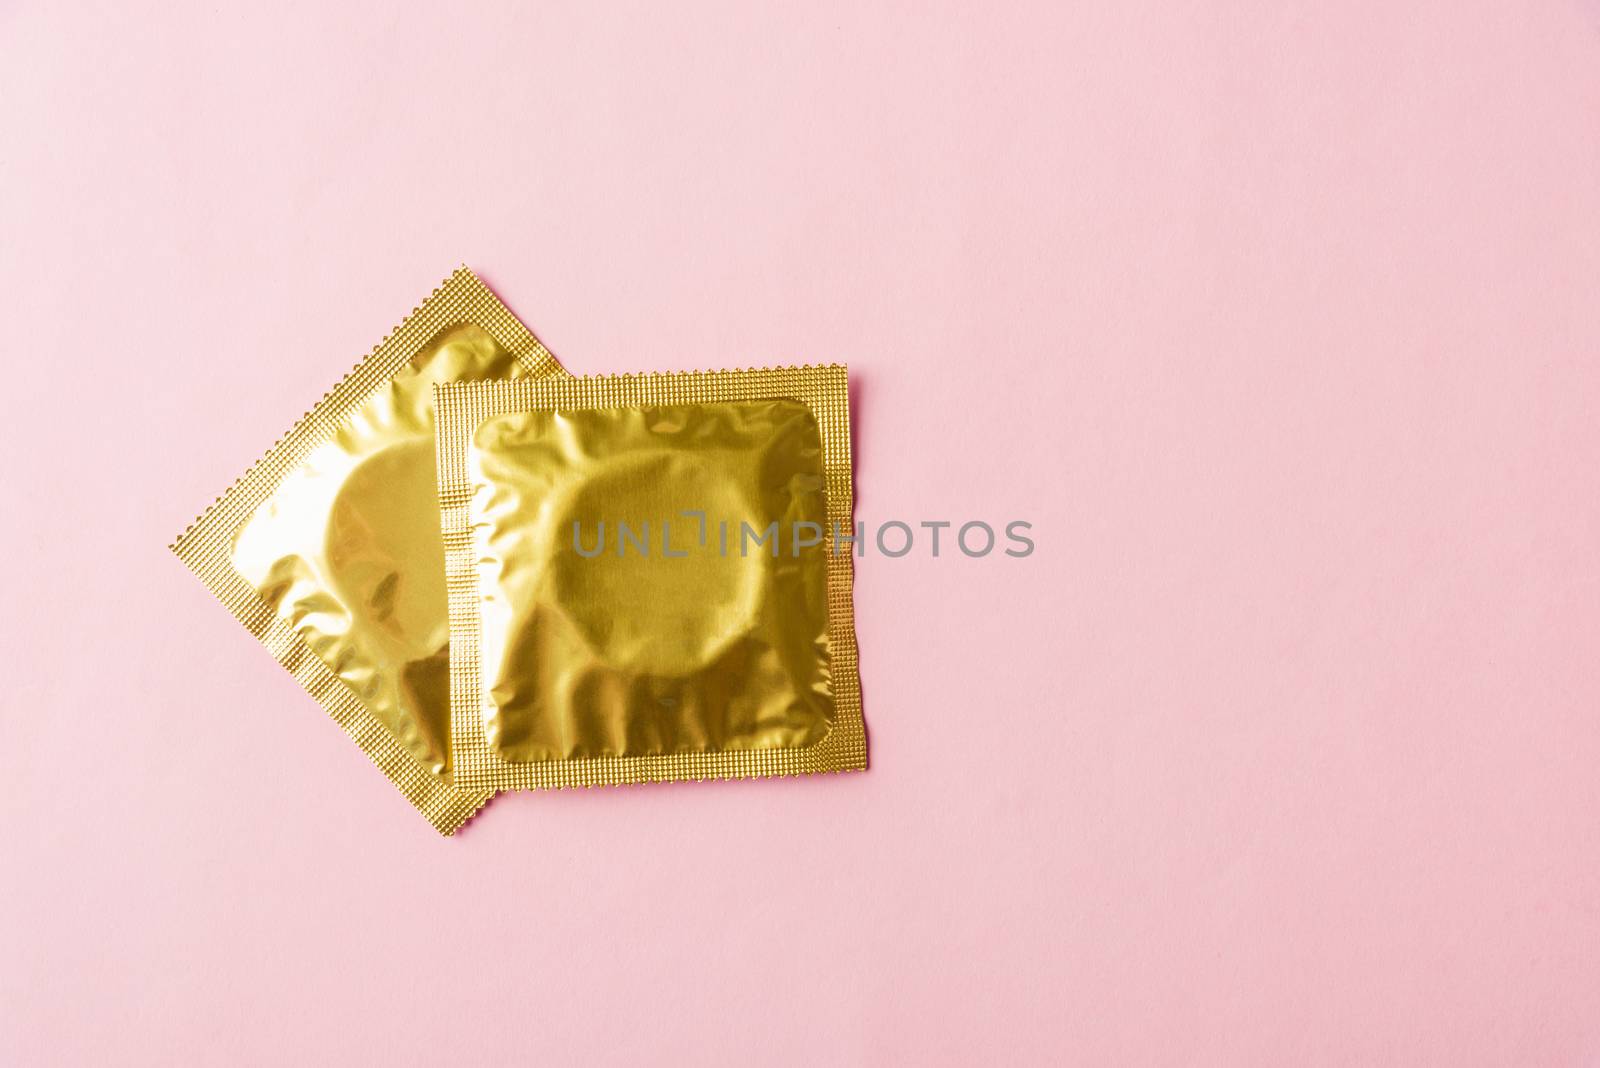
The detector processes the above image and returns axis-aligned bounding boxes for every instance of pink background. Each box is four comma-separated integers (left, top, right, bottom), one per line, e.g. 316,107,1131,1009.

4,2,1600,1063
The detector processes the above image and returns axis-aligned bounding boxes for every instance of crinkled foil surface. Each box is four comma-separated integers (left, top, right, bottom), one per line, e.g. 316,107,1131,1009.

469,400,835,762
231,322,542,778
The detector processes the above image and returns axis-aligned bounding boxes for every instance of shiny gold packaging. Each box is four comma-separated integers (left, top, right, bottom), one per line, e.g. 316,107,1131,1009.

171,269,565,833
434,366,866,791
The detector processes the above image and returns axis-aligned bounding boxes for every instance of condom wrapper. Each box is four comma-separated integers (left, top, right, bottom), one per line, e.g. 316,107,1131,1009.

171,269,565,834
435,366,866,791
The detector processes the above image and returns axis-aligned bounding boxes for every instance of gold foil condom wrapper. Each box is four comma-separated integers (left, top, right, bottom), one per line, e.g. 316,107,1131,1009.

435,365,866,792
170,268,566,834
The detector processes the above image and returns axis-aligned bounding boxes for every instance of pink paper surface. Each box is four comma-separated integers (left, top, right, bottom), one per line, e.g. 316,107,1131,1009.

4,2,1600,1063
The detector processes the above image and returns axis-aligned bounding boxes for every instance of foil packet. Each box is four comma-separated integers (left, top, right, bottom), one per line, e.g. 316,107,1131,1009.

434,365,866,791
171,269,565,834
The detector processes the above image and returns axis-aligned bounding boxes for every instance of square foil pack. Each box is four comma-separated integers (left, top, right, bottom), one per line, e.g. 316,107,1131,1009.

434,367,866,792
171,270,566,834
